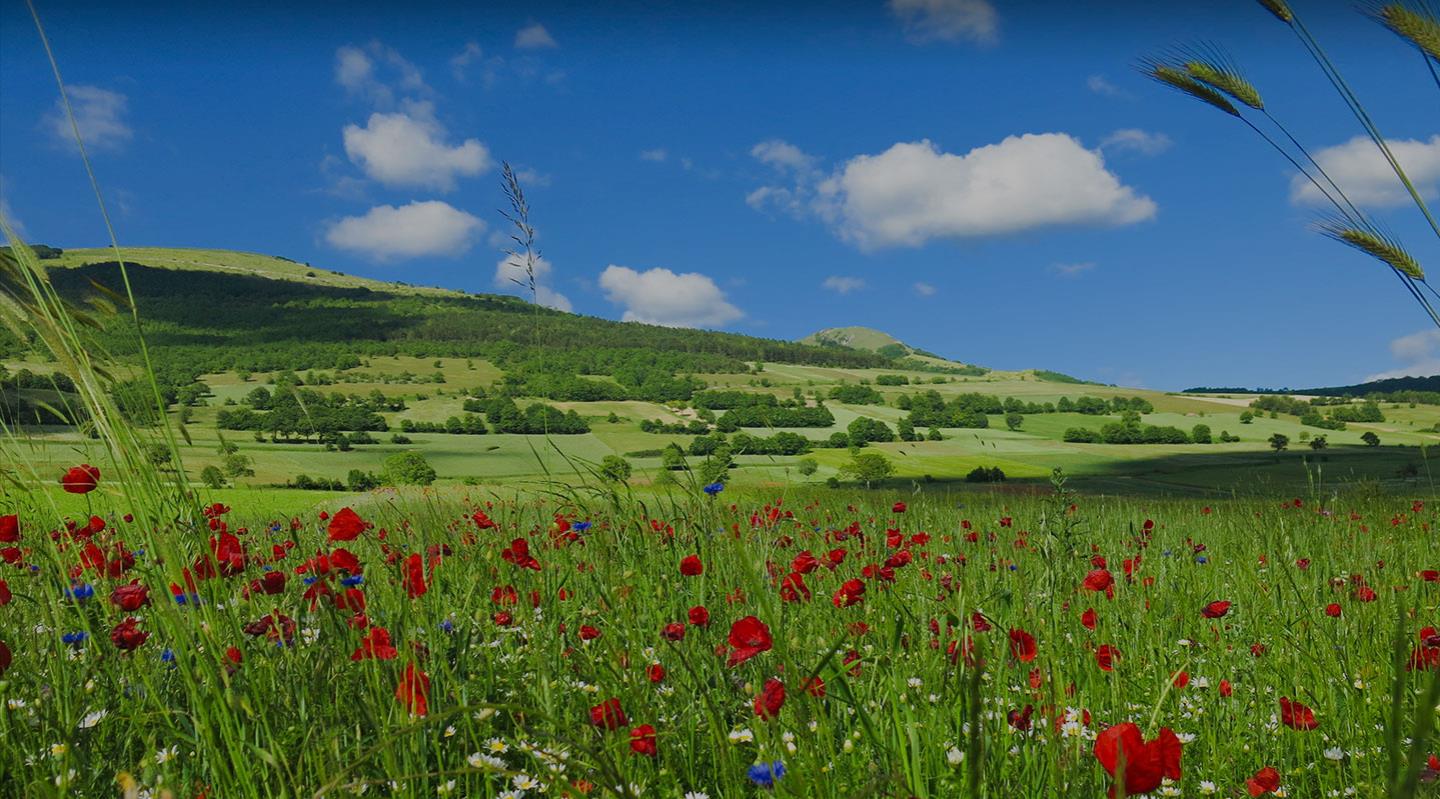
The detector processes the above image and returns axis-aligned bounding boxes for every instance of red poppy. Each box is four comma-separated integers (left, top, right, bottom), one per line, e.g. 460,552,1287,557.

755,677,785,719
501,538,541,571
110,617,149,651
646,663,666,683
679,555,703,576
1095,644,1119,672
791,551,820,574
688,605,711,627
403,553,427,599
110,581,151,611
1246,766,1281,797
1201,600,1232,619
1082,569,1115,593
833,578,866,608
1279,697,1318,730
779,572,810,603
726,615,773,667
395,662,430,716
60,464,100,494
662,622,686,641
327,507,367,541
0,514,17,542
1219,679,1233,697
579,625,602,641
1325,603,1342,618
1173,671,1190,689
1008,628,1037,663
0,580,9,607
1093,722,1182,798
892,502,907,513
0,639,10,676
1081,607,1098,630
590,698,627,730
352,626,399,661
629,724,657,757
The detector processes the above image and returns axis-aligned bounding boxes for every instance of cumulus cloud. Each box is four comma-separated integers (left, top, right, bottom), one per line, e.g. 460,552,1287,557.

44,85,132,151
752,139,818,172
913,282,937,296
889,0,998,44
342,110,491,191
515,23,558,50
335,42,429,107
599,265,742,328
1100,129,1172,156
788,134,1155,249
822,276,866,294
325,201,485,260
1292,135,1440,207
494,253,572,311
450,42,484,81
1366,329,1440,381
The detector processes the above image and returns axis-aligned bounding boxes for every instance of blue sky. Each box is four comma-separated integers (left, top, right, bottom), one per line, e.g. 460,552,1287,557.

2,0,1438,390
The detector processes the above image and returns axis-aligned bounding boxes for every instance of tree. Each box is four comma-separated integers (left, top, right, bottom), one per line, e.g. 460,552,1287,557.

1268,433,1289,452
698,444,733,485
1361,431,1380,447
600,455,632,483
383,451,437,486
661,443,688,471
147,443,173,468
839,451,895,487
199,465,226,489
222,453,255,478
1005,412,1024,431
1191,424,1212,444
847,416,895,447
347,469,380,491
796,457,819,476
927,427,942,441
896,418,918,442
1309,435,1328,450
1239,411,1254,424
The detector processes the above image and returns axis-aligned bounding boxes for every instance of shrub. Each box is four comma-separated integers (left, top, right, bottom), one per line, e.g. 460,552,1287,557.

382,451,437,486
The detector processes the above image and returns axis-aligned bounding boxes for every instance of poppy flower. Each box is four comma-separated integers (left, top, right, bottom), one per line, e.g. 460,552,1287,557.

629,724,657,757
327,507,366,541
1279,697,1318,730
0,514,17,542
662,622,686,641
110,617,149,651
1219,679,1233,697
500,538,541,571
646,663,666,683
688,605,711,627
779,572,810,603
1246,766,1281,797
892,502,907,513
791,551,820,574
1008,628,1037,663
403,553,427,599
1201,600,1232,619
579,625,602,641
1173,671,1190,689
110,581,151,611
833,578,866,608
1095,644,1119,672
0,580,9,607
395,662,430,716
679,555,703,576
1325,603,1342,618
590,698,627,730
60,464,100,494
1082,569,1115,593
1093,722,1182,798
0,639,10,676
352,626,398,661
726,616,773,667
754,677,785,719
1081,607,1098,630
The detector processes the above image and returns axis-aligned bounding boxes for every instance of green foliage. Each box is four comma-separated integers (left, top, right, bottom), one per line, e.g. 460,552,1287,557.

874,374,909,386
382,451,437,486
827,384,885,405
838,450,895,484
1362,431,1381,447
599,455,632,483
1269,433,1290,452
796,457,819,476
965,465,1007,483
199,465,225,488
1191,423,1213,444
718,404,834,429
847,416,896,446
1005,412,1024,431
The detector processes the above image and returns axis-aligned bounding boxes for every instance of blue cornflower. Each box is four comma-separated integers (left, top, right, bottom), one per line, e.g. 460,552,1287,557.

439,619,455,633
161,649,176,665
703,482,725,496
66,583,95,601
61,631,88,645
1195,555,1209,565
302,576,319,585
747,761,785,788
174,592,201,606
341,574,364,587
573,521,593,532
1008,564,1018,571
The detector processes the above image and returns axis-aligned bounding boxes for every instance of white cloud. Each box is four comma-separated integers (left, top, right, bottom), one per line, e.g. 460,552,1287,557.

599,265,742,328
822,276,866,294
1086,75,1126,98
342,110,491,191
889,0,998,44
494,253,572,311
913,282,937,296
44,85,132,151
1292,135,1440,207
515,23,558,50
751,139,817,172
450,42,484,81
811,134,1155,248
325,201,485,260
639,148,668,163
335,42,429,107
1050,261,1096,278
1100,129,1172,156
1365,329,1440,380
